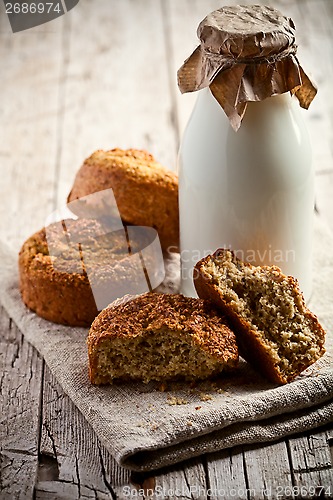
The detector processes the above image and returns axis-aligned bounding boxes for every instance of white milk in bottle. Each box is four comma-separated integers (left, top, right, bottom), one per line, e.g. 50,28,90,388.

177,5,317,301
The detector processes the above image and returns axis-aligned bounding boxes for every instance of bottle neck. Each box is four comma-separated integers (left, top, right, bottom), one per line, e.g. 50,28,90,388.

198,87,298,128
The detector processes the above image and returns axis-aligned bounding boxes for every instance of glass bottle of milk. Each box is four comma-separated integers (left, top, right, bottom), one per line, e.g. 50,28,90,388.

177,5,317,301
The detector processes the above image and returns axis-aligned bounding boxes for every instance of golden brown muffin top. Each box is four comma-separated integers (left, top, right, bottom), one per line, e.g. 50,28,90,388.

19,220,94,283
84,148,178,186
19,218,146,282
88,292,238,361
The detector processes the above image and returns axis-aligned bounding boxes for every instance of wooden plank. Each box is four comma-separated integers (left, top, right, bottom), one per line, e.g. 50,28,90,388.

242,441,293,500
55,0,179,212
326,428,333,477
289,0,333,174
165,0,229,137
183,460,207,499
35,365,131,499
205,447,248,500
288,430,333,499
146,459,207,499
315,172,333,232
0,306,43,500
0,2,66,252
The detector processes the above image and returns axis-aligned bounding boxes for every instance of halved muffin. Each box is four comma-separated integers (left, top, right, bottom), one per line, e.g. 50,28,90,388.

87,292,239,384
194,249,326,384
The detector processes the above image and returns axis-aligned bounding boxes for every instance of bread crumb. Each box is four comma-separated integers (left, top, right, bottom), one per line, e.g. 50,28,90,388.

200,393,213,402
167,396,189,406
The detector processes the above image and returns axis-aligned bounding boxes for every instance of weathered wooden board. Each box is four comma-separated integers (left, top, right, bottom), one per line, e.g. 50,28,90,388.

35,366,131,499
204,447,248,500
1,0,333,498
0,2,65,251
55,0,179,213
146,459,208,499
288,431,333,499
241,441,293,500
131,428,333,500
0,307,43,500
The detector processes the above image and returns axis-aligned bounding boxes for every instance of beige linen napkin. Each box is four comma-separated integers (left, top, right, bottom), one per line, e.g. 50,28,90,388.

0,218,332,471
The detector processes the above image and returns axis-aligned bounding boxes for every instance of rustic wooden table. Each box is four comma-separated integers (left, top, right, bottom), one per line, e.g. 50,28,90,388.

1,0,333,498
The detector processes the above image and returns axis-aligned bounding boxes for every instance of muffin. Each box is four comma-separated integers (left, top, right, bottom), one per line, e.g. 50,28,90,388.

194,249,326,384
18,219,153,326
87,292,239,384
67,149,179,252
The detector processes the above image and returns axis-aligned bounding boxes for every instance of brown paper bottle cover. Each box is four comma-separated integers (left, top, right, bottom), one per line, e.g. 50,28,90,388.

177,5,317,131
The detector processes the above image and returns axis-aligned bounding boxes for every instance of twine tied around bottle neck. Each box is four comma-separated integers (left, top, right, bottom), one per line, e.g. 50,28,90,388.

177,5,317,131
203,43,298,67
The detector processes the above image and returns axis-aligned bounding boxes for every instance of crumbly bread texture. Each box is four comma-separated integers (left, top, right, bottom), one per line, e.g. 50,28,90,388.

18,219,147,327
194,250,326,384
87,292,239,384
67,149,179,252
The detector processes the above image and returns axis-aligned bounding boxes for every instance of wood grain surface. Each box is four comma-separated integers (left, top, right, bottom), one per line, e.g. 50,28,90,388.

1,0,333,498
